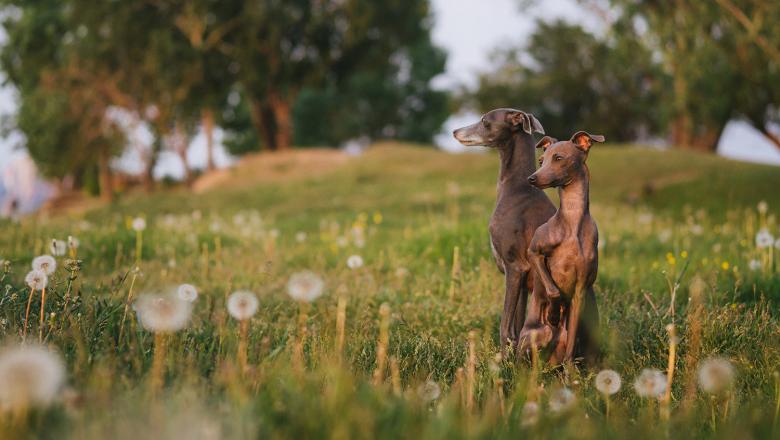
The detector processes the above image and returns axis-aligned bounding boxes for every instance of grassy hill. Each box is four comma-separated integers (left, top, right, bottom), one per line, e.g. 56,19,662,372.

0,143,778,439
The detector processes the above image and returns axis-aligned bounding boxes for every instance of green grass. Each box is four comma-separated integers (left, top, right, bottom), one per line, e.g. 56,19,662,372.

0,143,779,439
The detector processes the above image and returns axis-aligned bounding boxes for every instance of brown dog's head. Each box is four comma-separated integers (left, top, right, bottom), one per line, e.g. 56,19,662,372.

527,131,604,188
452,108,544,147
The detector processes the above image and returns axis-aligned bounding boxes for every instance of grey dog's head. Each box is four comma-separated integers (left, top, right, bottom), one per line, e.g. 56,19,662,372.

452,108,544,148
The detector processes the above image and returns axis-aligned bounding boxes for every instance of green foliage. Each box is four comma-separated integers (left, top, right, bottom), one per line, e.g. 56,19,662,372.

467,20,664,142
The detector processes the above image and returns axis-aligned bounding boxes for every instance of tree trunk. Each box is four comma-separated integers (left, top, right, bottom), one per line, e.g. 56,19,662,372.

174,122,192,185
144,137,162,192
249,98,277,151
202,108,216,171
97,147,114,202
268,93,293,151
757,124,780,151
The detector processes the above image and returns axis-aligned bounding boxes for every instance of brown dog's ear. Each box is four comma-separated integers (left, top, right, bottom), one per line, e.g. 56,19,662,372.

507,111,544,135
535,136,557,150
570,131,605,152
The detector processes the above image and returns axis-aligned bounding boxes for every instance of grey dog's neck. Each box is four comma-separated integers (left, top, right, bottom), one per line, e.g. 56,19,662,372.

497,131,537,189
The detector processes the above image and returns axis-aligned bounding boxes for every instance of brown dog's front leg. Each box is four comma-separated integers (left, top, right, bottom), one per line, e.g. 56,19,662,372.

529,241,560,299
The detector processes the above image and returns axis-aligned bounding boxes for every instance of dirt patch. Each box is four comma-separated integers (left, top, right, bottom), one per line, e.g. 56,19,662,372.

192,148,351,193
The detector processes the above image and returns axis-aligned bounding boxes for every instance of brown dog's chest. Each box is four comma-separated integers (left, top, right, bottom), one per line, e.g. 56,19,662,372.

547,236,597,297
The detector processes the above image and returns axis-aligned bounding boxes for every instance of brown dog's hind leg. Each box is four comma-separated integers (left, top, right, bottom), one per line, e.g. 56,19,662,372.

575,287,600,364
563,285,584,363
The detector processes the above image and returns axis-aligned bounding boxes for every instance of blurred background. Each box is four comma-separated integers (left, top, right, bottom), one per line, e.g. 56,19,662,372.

0,0,779,216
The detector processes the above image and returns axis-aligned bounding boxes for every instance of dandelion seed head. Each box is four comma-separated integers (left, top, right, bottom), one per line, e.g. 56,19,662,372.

131,217,147,232
748,259,761,271
67,236,79,250
520,401,539,427
25,270,48,291
287,271,324,303
416,380,441,402
32,255,57,275
347,255,364,269
177,284,198,302
595,369,622,395
548,387,576,413
227,290,259,321
756,228,774,248
757,200,768,214
134,293,192,333
50,239,67,256
633,368,666,398
295,232,307,243
698,357,735,395
0,345,65,412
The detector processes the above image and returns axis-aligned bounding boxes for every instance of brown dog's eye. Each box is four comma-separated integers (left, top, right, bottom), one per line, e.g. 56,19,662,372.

553,155,563,162
538,158,544,166
482,120,490,128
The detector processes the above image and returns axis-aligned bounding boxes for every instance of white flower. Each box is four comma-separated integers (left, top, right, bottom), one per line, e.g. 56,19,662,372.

0,345,65,412
690,224,703,236
67,236,79,251
227,291,259,320
416,380,441,402
748,259,761,271
177,284,198,302
133,293,192,333
49,239,66,256
657,229,672,243
25,270,48,291
32,255,56,275
633,369,666,398
347,255,364,269
698,358,735,395
548,387,576,413
131,217,147,232
287,271,324,303
755,228,774,248
595,369,622,395
757,200,768,214
520,401,540,427
295,232,307,243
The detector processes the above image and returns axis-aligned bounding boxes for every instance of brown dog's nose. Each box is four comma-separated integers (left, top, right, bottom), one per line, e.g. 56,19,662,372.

528,175,537,184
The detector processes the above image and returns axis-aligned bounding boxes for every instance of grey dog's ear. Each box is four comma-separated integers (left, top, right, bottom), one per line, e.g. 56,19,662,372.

535,136,557,151
570,131,605,152
507,111,545,135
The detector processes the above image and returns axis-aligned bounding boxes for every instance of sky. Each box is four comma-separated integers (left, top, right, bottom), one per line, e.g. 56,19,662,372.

0,0,778,178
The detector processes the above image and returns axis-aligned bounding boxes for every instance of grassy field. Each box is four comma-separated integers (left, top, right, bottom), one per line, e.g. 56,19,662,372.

0,143,779,439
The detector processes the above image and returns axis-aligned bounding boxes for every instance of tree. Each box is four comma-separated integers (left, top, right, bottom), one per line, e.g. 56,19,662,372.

582,0,780,152
466,20,664,143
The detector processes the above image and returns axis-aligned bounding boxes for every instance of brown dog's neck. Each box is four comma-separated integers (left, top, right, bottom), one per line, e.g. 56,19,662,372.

497,131,537,188
557,166,590,224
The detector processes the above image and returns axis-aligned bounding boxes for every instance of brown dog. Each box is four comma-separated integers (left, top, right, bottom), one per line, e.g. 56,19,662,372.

521,131,602,364
453,109,556,353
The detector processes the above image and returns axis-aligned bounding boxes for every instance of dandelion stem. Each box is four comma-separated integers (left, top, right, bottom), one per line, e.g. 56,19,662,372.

38,286,46,342
373,304,391,386
150,332,167,392
390,356,402,396
661,324,677,421
528,331,539,402
293,302,309,371
336,296,347,359
23,286,35,340
238,319,249,373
